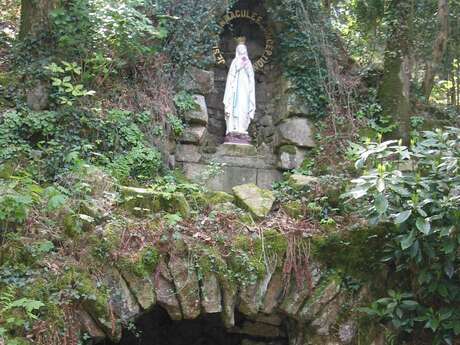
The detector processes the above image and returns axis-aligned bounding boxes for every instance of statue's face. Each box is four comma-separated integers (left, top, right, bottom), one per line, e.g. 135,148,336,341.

236,44,247,56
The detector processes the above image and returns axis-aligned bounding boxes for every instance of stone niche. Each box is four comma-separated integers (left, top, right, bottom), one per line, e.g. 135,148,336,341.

177,0,316,192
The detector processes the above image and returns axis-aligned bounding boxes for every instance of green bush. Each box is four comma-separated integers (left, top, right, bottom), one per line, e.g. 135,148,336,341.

0,107,163,182
109,144,162,183
344,127,460,344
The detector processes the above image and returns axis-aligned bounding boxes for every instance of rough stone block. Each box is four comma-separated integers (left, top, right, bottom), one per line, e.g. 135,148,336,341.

277,145,307,171
184,95,208,125
219,277,238,328
233,184,275,218
239,270,274,316
105,267,140,322
201,272,222,314
278,275,312,318
180,126,207,145
257,169,283,190
288,174,319,191
76,309,106,343
120,186,161,213
275,117,315,148
117,269,156,311
155,262,182,320
223,143,258,156
183,163,258,192
176,144,202,163
298,278,341,321
27,82,49,111
261,271,284,314
216,143,257,157
182,67,214,95
229,321,283,338
207,191,235,204
285,93,311,118
169,255,201,320
253,313,283,326
338,321,357,344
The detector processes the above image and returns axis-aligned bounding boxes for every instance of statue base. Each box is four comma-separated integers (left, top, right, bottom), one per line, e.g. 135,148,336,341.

224,132,251,145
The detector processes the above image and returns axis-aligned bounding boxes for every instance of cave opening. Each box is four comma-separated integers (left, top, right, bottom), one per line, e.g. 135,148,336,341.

104,305,289,345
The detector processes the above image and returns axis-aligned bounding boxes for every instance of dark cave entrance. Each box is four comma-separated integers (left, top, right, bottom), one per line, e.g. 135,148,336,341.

105,306,289,345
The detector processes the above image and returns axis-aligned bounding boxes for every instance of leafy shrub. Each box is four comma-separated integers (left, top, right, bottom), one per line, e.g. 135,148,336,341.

0,107,162,182
109,144,162,183
0,173,42,237
173,91,197,113
166,114,185,138
45,61,95,106
344,127,460,344
51,0,167,65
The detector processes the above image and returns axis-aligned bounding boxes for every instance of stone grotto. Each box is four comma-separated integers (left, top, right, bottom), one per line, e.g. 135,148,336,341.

175,0,317,192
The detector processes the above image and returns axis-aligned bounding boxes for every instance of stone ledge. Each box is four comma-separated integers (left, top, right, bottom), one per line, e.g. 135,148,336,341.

181,162,281,192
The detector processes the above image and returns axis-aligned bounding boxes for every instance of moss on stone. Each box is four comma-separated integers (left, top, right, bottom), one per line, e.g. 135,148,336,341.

288,174,319,191
233,184,275,219
116,245,160,278
279,144,298,155
254,229,288,259
311,225,388,280
163,192,191,218
282,200,304,218
207,191,235,205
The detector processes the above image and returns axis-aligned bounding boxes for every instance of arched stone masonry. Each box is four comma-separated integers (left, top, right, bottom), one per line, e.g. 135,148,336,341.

75,249,373,345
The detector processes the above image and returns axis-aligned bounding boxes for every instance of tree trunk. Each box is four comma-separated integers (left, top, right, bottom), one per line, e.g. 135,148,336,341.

19,0,60,39
377,0,414,145
421,0,449,100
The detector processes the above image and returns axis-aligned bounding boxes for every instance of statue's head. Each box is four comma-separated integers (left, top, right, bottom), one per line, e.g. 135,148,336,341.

236,44,248,57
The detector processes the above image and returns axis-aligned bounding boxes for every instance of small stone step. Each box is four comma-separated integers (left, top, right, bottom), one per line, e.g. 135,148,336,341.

217,142,257,157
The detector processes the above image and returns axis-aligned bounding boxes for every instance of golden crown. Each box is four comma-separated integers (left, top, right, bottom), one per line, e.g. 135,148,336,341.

235,36,246,45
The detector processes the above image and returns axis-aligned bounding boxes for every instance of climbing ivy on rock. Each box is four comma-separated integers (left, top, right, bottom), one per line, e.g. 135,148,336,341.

267,0,330,117
155,0,235,70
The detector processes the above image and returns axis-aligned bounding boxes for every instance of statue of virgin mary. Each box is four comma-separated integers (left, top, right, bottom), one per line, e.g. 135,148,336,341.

223,38,256,140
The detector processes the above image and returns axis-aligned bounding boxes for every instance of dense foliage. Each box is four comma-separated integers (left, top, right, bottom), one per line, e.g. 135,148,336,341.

345,129,460,344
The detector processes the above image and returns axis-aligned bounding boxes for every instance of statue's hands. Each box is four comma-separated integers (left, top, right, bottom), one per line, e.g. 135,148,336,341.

225,112,229,118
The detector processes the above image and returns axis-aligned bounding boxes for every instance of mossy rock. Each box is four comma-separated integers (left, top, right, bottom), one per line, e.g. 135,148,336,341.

318,175,348,208
120,186,161,213
278,144,298,155
282,200,304,218
311,225,389,280
217,142,257,156
298,274,342,321
189,190,207,209
161,192,191,218
232,184,275,218
120,187,190,218
0,162,15,178
80,200,104,222
207,191,235,205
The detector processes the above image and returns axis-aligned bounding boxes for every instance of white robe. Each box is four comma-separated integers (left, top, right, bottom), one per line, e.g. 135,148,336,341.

223,44,256,135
